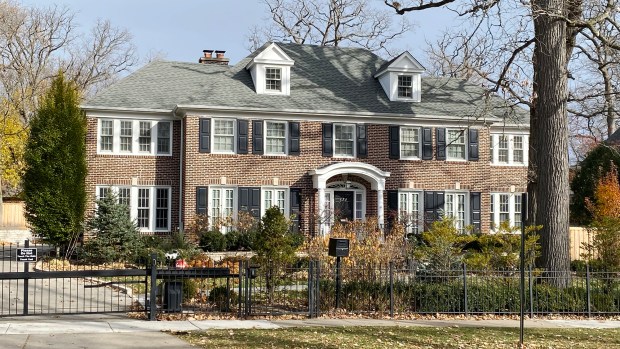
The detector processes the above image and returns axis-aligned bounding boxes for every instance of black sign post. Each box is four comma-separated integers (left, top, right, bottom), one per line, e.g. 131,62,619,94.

328,238,350,309
520,193,528,348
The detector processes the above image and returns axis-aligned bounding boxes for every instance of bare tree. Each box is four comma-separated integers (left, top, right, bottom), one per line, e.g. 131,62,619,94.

0,0,137,224
248,0,411,56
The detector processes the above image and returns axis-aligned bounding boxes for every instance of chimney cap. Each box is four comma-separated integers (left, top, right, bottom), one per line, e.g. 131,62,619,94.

203,49,214,53
215,50,226,54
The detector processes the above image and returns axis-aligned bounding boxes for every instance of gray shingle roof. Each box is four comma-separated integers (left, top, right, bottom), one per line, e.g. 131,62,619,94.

85,43,527,124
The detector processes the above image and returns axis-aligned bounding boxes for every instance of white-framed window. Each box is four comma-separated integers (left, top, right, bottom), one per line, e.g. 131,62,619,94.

447,129,466,160
262,187,289,216
490,134,528,166
95,185,171,232
400,126,421,159
97,119,172,156
212,119,235,153
490,192,524,232
445,192,467,233
398,75,413,98
334,124,355,157
265,67,282,92
99,120,113,152
265,121,287,155
323,182,366,226
398,191,422,234
209,186,236,232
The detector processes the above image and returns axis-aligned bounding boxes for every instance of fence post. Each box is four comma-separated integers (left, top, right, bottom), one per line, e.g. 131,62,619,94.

149,253,157,321
316,261,321,318
528,264,534,318
389,261,394,318
462,263,468,316
308,260,314,318
586,263,591,318
23,239,29,316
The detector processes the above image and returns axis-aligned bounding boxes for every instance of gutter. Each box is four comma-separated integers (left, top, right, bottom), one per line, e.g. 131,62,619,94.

174,106,184,233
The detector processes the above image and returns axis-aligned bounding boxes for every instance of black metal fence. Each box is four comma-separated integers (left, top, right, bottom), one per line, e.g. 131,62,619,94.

2,240,619,319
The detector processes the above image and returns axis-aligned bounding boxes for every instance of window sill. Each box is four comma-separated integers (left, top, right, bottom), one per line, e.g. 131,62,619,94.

490,163,527,167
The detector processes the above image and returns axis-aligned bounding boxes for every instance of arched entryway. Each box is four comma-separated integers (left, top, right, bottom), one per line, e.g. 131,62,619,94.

309,162,390,234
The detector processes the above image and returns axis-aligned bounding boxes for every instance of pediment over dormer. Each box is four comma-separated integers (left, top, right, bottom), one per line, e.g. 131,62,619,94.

246,42,295,95
374,52,426,102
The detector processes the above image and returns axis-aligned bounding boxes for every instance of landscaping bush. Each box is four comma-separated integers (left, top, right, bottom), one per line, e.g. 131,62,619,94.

200,230,226,252
208,285,238,311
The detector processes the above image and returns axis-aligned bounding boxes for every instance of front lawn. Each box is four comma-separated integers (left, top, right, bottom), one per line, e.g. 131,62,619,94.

177,326,620,349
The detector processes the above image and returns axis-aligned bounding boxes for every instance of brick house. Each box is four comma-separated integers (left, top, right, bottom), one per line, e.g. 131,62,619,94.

82,42,529,236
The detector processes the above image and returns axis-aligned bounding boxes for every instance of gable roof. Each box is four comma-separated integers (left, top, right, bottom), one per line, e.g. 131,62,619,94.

85,42,527,124
374,51,425,77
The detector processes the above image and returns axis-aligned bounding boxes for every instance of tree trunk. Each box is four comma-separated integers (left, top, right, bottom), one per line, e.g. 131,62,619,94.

532,0,571,285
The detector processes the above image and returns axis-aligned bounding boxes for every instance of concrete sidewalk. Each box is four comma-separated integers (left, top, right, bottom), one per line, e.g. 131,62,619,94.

1,315,619,349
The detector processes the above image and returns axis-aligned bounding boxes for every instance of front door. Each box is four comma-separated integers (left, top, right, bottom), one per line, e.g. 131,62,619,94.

334,191,354,222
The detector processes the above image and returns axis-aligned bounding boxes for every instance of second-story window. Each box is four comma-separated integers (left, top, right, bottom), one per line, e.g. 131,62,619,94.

498,135,509,163
490,134,528,165
400,127,420,159
100,120,113,151
398,75,413,98
157,122,171,154
265,121,286,155
98,119,172,156
334,124,355,157
447,129,466,160
266,67,282,92
120,121,132,152
513,136,524,164
213,119,235,153
139,121,152,152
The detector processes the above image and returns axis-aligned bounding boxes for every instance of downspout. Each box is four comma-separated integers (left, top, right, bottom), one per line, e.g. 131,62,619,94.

174,106,184,233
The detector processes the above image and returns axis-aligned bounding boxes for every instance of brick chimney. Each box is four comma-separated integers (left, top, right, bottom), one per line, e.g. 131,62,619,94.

199,49,229,65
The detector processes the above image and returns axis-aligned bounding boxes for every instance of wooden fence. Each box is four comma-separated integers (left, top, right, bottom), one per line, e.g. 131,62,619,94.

569,226,595,260
1,202,27,229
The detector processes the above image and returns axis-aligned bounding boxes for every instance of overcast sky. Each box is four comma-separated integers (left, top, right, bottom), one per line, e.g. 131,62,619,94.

20,0,456,67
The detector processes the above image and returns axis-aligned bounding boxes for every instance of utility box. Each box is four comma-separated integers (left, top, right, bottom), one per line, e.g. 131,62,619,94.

328,238,350,257
163,281,183,312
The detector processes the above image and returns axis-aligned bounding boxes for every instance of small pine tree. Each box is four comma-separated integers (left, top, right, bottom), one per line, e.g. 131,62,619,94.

254,206,296,266
23,73,87,248
82,190,143,264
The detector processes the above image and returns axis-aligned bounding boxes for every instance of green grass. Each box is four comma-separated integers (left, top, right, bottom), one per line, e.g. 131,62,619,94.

177,326,620,349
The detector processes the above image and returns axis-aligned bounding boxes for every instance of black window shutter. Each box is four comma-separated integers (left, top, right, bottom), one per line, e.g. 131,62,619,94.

357,124,368,158
290,188,301,232
424,191,445,230
252,120,263,155
237,120,248,154
436,128,446,160
322,123,333,157
386,190,399,232
389,126,400,159
468,128,479,161
470,192,481,233
422,127,433,160
199,118,211,153
239,187,261,219
196,187,208,215
289,122,300,156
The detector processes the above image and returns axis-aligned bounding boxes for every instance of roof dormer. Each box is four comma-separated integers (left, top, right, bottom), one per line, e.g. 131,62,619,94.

374,52,425,102
246,43,295,96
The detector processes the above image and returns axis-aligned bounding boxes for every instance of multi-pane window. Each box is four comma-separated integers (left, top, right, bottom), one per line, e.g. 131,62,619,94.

118,187,131,207
398,75,413,98
490,193,525,232
98,187,111,200
120,121,133,152
266,68,282,91
210,187,235,232
157,122,171,154
513,136,524,164
399,191,421,234
100,120,113,151
334,124,355,157
213,119,235,153
447,130,466,160
445,193,466,233
137,188,150,229
155,188,169,229
139,121,152,152
266,121,286,155
498,136,509,163
263,188,287,214
355,193,363,220
490,134,528,165
400,127,420,158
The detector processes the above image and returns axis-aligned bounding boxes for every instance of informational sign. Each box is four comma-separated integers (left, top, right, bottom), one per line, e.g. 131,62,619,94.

16,248,37,262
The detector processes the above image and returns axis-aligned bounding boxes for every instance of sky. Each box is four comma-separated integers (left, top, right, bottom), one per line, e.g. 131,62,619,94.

19,0,457,68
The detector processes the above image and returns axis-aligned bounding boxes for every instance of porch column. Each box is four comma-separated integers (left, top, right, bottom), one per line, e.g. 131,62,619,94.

317,187,326,235
377,189,385,231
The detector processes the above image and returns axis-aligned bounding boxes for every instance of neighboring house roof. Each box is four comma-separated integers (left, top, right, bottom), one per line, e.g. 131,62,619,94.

85,42,528,125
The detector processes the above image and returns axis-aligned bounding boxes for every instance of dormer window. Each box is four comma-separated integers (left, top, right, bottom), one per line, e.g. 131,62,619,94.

397,75,413,99
266,68,282,92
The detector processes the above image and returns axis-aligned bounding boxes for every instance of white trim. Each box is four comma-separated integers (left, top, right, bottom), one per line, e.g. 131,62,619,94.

309,162,390,191
208,186,238,233
490,192,524,232
261,187,290,217
490,133,528,166
446,128,467,161
397,190,424,234
333,123,356,158
444,191,469,234
96,119,172,156
211,118,237,154
399,126,421,160
264,120,288,155
324,181,366,223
